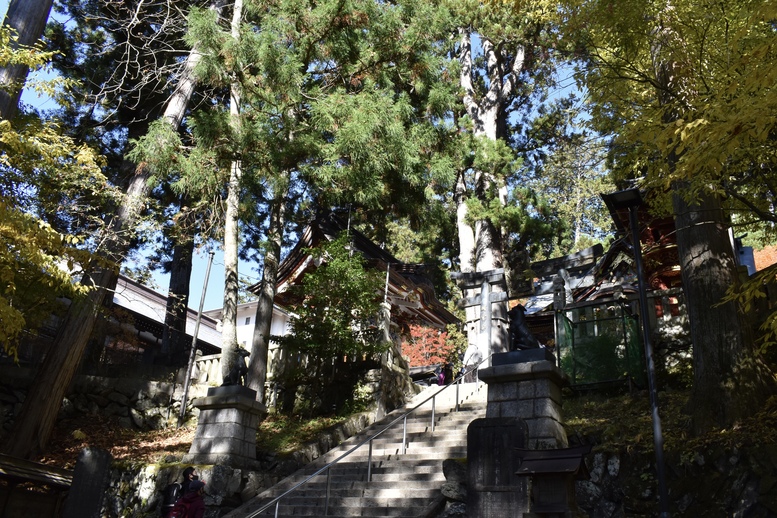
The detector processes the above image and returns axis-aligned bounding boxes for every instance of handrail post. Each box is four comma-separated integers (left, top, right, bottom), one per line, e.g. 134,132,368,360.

367,439,373,482
455,378,461,412
274,500,279,518
431,394,436,432
325,466,332,515
402,415,408,454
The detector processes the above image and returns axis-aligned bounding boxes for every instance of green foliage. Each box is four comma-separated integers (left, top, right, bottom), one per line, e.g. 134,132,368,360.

274,233,389,415
0,28,114,357
0,199,91,357
569,0,777,223
279,233,387,358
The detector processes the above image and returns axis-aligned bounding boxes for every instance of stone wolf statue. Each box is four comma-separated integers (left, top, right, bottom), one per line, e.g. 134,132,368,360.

508,304,542,350
222,346,250,386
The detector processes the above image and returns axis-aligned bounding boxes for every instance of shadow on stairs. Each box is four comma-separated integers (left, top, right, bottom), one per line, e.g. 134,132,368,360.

224,382,487,518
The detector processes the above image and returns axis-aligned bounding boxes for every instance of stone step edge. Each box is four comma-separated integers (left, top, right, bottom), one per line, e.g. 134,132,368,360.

224,387,485,518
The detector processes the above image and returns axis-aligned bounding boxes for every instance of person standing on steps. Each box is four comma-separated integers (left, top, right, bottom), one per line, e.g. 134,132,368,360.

443,363,454,385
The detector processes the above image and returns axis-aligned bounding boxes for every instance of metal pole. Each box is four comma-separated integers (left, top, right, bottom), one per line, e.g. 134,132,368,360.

402,415,407,454
325,467,331,514
367,439,373,482
431,395,436,432
628,206,670,518
178,251,215,428
455,379,460,412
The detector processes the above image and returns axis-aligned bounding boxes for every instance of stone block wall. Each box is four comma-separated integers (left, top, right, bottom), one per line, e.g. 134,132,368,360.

479,360,568,449
0,366,209,435
101,462,281,518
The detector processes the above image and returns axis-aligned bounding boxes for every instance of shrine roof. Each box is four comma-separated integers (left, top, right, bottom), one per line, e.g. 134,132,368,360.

267,213,459,329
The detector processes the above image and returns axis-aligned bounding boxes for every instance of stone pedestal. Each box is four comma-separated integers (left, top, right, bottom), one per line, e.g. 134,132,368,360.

478,350,568,449
182,386,266,469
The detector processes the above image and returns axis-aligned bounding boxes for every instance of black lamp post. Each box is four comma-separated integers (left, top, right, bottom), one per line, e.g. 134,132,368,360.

601,188,670,517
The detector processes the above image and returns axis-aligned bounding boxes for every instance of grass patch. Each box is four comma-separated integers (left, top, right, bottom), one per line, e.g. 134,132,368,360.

563,388,777,456
256,413,349,456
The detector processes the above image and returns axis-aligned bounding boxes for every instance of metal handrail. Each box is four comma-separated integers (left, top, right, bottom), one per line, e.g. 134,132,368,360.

249,354,492,517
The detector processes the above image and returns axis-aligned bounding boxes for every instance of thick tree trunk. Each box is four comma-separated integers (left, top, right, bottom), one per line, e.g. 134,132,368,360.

2,162,149,458
247,193,286,401
0,0,54,120
456,28,523,365
1,36,201,458
650,17,773,435
3,269,114,458
673,190,774,433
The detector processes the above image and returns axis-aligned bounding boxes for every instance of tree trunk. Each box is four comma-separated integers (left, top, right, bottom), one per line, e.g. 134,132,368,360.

456,28,524,365
159,1,220,366
220,0,244,382
673,190,773,433
0,0,54,120
1,157,148,458
247,192,286,402
161,236,194,363
1,35,201,459
650,15,774,435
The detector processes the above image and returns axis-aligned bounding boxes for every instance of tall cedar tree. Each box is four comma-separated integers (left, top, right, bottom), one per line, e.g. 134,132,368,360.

140,0,462,401
449,0,567,364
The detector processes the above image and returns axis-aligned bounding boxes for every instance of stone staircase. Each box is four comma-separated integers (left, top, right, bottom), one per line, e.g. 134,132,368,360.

225,381,487,518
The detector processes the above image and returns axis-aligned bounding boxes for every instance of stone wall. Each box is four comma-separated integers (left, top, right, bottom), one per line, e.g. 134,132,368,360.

0,366,209,434
101,463,282,517
575,446,777,517
438,445,777,517
100,410,377,517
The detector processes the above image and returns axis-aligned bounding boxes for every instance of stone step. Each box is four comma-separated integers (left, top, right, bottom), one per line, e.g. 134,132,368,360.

288,479,443,490
312,459,457,473
278,485,440,499
224,383,488,518
280,496,432,507
251,504,429,517
286,469,446,484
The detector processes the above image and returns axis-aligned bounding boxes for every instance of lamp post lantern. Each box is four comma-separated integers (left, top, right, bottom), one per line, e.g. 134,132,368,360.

601,188,670,518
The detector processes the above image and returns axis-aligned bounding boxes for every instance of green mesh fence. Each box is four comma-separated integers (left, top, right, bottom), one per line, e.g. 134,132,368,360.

557,302,645,388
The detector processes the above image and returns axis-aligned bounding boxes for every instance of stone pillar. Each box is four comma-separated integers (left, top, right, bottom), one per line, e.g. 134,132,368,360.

451,269,509,371
467,417,529,518
183,386,266,469
478,349,568,449
63,447,112,518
